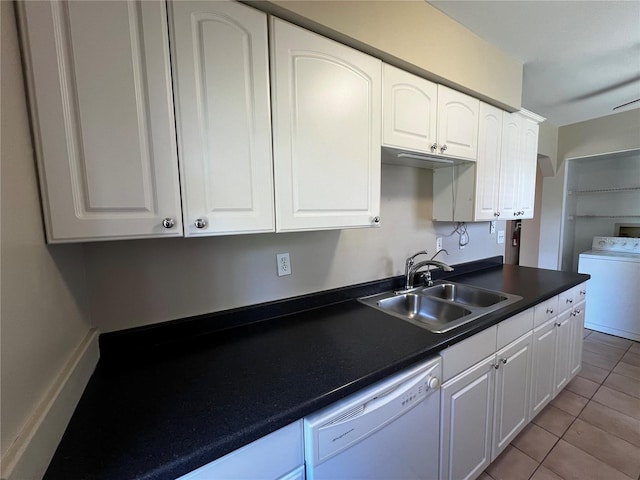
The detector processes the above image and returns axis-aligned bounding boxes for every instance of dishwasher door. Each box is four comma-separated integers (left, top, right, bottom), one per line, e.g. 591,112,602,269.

304,357,441,480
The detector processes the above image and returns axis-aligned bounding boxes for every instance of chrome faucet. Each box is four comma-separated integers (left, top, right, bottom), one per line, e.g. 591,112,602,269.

404,250,429,290
406,249,454,289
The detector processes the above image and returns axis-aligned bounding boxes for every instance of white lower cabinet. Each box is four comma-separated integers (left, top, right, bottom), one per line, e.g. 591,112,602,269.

442,285,585,480
529,317,558,418
440,330,533,480
492,332,532,460
177,421,304,480
553,309,573,394
440,356,495,480
569,300,586,377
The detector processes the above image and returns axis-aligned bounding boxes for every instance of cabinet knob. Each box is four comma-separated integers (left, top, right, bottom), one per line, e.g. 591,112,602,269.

580,290,586,296
566,298,573,304
431,143,438,152
575,309,581,315
194,218,207,229
501,358,508,365
555,322,562,327
546,308,554,314
162,218,175,229
494,212,500,217
493,363,500,369
428,376,441,390
372,216,381,224
440,144,448,153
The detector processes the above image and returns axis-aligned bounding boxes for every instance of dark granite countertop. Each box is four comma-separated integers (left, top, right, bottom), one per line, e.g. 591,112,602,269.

44,259,589,480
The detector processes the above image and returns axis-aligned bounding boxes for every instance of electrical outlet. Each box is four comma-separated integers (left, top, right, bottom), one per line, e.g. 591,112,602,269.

497,231,505,244
490,221,496,234
436,237,443,251
276,253,291,276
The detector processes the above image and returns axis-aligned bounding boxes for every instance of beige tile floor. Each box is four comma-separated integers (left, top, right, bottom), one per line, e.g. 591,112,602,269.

482,329,640,480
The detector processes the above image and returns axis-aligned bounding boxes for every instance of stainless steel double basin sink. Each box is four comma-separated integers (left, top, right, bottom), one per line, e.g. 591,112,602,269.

359,281,522,333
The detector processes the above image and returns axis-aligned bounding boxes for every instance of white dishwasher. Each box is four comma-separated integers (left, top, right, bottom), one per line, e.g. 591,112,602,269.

304,356,441,480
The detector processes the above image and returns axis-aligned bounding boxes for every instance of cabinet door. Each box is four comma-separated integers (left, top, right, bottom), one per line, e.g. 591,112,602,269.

474,103,503,221
554,310,572,394
271,18,382,232
169,1,274,236
382,64,437,153
497,113,521,220
440,356,495,480
517,116,539,219
492,333,532,460
569,302,586,378
19,1,182,242
529,318,557,418
436,86,479,160
176,421,303,480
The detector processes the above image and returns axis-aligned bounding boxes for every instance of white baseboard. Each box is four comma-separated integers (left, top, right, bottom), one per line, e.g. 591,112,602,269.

1,328,99,480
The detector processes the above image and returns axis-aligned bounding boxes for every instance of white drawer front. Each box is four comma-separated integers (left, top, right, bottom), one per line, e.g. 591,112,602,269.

497,308,534,350
534,296,558,328
558,289,576,314
441,325,497,382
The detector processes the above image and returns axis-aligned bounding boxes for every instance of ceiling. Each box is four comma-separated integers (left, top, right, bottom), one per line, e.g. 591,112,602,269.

429,1,640,126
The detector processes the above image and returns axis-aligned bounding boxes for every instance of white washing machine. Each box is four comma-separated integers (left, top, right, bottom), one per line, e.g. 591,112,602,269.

578,236,640,341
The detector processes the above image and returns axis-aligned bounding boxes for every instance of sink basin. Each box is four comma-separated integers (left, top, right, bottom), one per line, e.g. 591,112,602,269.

420,283,507,308
378,294,471,324
359,281,522,333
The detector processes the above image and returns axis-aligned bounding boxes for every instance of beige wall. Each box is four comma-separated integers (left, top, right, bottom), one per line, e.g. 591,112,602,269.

1,0,91,464
538,121,560,173
538,109,640,269
84,165,506,332
249,0,523,111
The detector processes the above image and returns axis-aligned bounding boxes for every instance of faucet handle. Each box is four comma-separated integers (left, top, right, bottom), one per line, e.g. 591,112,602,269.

407,250,429,266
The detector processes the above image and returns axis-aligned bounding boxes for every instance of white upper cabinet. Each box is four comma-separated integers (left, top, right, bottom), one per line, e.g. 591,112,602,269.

436,86,480,160
517,116,541,219
169,1,275,236
382,65,479,161
19,1,183,242
435,106,543,222
497,113,522,219
382,64,438,153
474,103,504,220
270,18,382,232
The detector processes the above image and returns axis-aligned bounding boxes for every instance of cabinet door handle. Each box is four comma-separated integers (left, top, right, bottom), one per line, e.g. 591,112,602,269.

431,143,438,152
372,216,381,224
493,363,500,369
555,322,562,327
546,308,554,314
162,218,175,229
580,290,586,296
501,358,507,365
574,309,581,315
440,144,448,153
566,298,573,304
494,212,501,217
194,218,207,229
